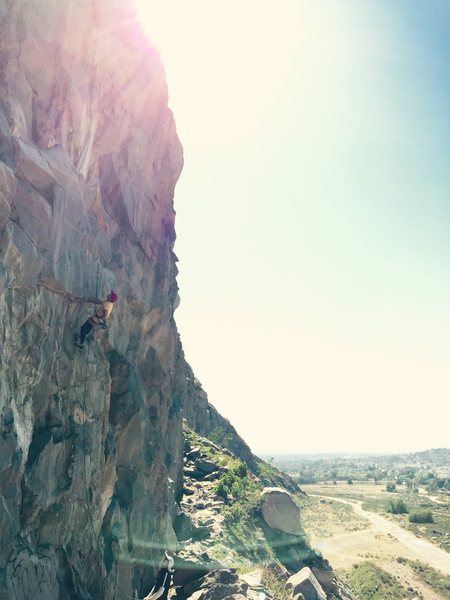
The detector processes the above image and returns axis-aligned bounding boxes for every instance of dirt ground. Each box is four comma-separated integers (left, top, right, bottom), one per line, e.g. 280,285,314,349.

300,484,450,599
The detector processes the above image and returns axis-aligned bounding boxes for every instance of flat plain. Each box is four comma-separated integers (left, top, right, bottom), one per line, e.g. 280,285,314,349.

299,482,450,599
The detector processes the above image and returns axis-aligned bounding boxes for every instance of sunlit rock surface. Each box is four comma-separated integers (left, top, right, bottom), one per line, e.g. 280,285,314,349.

0,1,294,598
286,567,327,600
0,2,354,600
261,487,303,536
0,1,184,597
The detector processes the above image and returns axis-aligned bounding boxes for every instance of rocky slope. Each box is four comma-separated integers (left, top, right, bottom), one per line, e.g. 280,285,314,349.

171,427,353,600
175,361,299,494
0,2,351,599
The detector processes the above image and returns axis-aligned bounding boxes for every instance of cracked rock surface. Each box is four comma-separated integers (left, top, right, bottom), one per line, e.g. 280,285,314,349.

0,2,354,600
0,1,184,598
0,3,275,599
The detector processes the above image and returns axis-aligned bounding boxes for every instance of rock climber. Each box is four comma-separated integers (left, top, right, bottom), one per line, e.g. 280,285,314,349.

143,552,174,600
74,290,118,349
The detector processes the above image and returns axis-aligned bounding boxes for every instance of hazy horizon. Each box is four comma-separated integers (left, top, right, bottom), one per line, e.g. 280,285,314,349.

258,446,450,458
135,0,450,455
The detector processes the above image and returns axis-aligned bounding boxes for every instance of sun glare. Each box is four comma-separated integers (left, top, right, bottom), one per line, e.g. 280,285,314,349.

133,0,301,147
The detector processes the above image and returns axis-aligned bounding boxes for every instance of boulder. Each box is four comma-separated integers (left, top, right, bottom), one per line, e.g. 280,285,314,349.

299,553,340,596
192,525,211,541
260,487,302,535
198,438,222,452
195,458,219,474
203,471,220,481
286,568,326,600
213,495,226,503
311,562,339,596
173,555,210,587
247,592,270,600
240,570,262,587
186,447,202,461
183,570,248,600
184,467,206,480
174,512,196,541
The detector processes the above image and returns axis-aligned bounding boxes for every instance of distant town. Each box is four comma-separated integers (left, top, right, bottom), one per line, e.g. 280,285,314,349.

260,448,450,488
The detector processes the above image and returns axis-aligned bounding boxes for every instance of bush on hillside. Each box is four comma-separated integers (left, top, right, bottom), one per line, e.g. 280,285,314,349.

409,510,434,524
214,460,259,502
347,562,409,600
209,426,234,449
214,460,265,560
386,498,408,515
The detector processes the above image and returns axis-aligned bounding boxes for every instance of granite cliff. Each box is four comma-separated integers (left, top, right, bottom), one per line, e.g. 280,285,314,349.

0,2,351,599
0,1,184,597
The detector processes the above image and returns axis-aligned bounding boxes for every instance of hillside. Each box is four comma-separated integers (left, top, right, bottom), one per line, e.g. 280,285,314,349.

172,426,352,599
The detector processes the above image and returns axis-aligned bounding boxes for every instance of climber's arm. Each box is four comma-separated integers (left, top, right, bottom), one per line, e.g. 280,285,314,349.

69,296,103,304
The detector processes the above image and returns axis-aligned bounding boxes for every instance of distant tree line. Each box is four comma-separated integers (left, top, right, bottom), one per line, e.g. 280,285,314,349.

278,457,450,491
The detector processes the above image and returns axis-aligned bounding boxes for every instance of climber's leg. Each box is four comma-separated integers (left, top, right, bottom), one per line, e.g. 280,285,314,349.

76,320,93,347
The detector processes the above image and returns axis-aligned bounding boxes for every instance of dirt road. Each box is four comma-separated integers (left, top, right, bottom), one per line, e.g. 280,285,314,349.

310,494,450,576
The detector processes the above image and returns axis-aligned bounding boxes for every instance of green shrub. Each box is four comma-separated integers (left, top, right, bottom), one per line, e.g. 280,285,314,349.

347,562,408,600
214,480,229,499
386,498,408,514
209,426,234,449
222,490,262,526
214,460,253,500
409,510,434,524
386,483,396,492
256,461,279,481
214,460,259,502
214,460,263,548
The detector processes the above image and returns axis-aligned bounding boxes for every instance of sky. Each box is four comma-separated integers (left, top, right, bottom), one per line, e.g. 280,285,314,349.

133,0,450,455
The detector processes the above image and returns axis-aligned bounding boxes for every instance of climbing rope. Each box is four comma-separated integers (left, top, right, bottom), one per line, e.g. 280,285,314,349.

80,346,152,600
77,273,152,600
36,282,93,306
36,274,160,598
95,263,100,299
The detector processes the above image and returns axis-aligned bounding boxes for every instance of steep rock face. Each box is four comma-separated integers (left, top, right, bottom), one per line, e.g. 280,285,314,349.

0,2,313,599
0,1,184,598
175,358,258,470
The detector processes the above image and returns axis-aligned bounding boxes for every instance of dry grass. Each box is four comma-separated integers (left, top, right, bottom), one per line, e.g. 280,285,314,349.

299,482,450,599
301,495,370,539
303,482,450,553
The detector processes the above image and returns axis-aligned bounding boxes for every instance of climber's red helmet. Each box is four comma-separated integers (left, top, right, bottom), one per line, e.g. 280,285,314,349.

107,290,118,303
